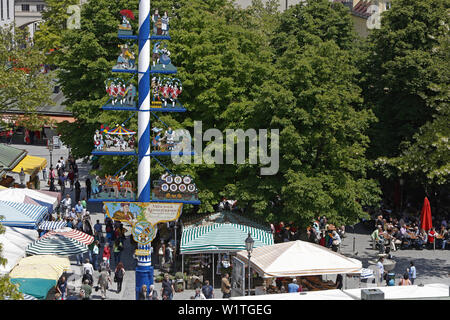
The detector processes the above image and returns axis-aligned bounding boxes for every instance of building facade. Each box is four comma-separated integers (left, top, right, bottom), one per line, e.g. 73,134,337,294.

14,0,45,39
0,0,15,29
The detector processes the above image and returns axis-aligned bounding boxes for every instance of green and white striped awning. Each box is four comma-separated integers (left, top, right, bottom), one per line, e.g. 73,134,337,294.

25,234,89,256
180,223,274,254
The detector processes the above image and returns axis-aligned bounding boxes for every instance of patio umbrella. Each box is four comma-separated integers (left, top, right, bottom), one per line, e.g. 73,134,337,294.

9,278,56,300
40,228,94,245
420,197,432,231
26,234,89,256
120,9,135,20
9,264,60,281
16,255,71,276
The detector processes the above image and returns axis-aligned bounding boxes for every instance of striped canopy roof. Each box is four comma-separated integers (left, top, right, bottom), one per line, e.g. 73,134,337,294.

26,234,89,256
38,220,67,231
0,200,48,229
40,228,94,245
180,223,274,255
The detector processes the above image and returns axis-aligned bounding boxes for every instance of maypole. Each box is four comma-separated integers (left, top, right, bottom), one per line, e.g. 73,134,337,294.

135,0,153,300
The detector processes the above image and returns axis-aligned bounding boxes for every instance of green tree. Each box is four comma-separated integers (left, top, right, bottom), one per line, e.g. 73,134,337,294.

0,25,53,129
360,0,449,160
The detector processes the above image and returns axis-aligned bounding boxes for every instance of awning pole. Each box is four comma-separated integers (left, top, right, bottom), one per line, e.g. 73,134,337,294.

212,253,215,289
182,254,184,274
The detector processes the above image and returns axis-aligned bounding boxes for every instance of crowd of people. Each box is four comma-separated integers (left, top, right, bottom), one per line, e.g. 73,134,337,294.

370,213,449,253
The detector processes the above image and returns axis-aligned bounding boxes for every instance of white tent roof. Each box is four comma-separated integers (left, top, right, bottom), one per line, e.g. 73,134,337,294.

0,226,38,274
343,283,450,300
235,240,362,278
0,189,58,209
228,284,450,300
230,289,354,300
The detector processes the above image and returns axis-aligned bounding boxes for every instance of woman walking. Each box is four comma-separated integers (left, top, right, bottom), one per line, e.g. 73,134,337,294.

114,262,126,293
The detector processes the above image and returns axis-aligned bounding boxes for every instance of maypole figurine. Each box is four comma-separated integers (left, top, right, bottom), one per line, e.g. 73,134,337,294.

114,44,136,71
118,9,135,36
151,9,161,35
161,11,169,36
151,42,176,73
105,78,136,108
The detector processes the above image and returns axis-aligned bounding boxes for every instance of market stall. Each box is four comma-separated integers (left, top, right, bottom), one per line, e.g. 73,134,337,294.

0,188,59,212
180,221,273,288
234,240,362,294
0,200,48,229
0,226,38,274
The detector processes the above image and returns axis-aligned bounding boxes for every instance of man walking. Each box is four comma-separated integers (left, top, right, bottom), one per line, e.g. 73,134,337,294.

98,268,112,300
74,179,81,203
221,273,231,298
201,280,214,299
85,177,91,199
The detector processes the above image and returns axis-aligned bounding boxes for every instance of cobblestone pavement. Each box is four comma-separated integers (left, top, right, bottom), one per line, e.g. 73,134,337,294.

13,144,450,299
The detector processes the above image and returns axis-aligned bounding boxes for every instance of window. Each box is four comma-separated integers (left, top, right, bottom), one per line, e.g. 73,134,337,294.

22,4,30,11
1,0,4,20
36,4,44,12
385,2,391,10
7,0,9,19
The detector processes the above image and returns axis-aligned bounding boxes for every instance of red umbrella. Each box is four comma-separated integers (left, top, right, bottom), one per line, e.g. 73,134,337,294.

420,197,432,231
120,9,135,20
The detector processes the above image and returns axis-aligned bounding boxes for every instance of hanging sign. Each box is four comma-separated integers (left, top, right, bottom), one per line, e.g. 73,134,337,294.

104,201,182,245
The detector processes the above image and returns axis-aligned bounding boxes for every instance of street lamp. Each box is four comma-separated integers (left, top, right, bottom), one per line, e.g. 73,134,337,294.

19,167,26,187
245,232,254,296
48,140,54,168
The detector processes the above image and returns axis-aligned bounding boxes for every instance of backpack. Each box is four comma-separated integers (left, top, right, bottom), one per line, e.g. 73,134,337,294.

114,268,124,281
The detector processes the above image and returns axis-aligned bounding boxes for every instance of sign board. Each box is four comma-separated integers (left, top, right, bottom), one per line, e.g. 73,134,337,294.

231,256,246,297
104,201,182,245
52,135,60,149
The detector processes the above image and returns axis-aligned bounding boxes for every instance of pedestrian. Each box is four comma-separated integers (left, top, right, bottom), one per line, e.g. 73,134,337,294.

97,267,112,300
335,274,343,290
76,251,84,266
158,241,165,268
75,201,83,214
287,278,299,293
82,269,94,286
161,273,174,300
221,273,231,298
61,194,72,216
100,257,111,275
376,257,385,285
149,284,158,300
81,197,87,209
407,261,417,285
102,243,111,266
92,240,100,270
74,179,81,203
56,276,68,300
94,220,103,243
194,287,206,300
85,177,91,199
113,239,123,267
114,262,125,293
139,284,149,300
201,280,214,299
42,167,48,181
399,273,412,286
82,258,94,275
68,169,75,191
105,219,114,244
80,279,92,300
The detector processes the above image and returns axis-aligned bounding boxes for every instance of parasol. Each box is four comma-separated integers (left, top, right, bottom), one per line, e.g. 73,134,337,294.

40,227,94,246
120,9,135,20
17,255,71,276
420,197,432,232
26,234,89,256
9,264,60,281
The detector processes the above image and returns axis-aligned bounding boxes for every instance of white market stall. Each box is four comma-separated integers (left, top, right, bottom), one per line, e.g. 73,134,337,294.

0,226,39,274
0,188,59,212
230,288,355,300
235,240,362,278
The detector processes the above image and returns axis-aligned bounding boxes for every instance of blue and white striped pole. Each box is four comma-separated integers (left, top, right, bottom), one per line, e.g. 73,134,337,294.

137,0,151,203
136,0,153,300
